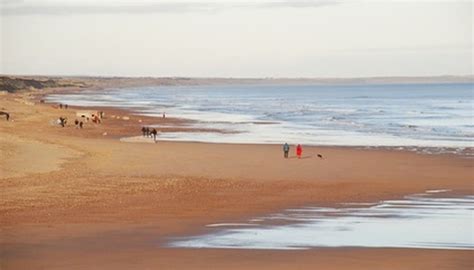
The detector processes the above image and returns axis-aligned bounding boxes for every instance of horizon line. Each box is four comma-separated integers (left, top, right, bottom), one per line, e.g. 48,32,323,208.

1,74,473,80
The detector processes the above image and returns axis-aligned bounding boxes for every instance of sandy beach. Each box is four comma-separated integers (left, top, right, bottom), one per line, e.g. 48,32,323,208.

0,83,473,269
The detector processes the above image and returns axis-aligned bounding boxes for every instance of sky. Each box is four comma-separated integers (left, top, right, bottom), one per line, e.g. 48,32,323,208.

0,0,472,77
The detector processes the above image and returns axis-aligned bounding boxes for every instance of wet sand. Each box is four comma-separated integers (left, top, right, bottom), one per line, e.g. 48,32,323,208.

0,87,473,269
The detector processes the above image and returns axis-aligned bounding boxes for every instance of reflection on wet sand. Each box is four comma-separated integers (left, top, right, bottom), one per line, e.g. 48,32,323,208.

170,190,473,250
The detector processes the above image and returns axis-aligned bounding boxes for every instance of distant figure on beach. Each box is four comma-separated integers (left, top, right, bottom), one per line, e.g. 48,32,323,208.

59,104,63,109
145,127,150,137
283,143,290,158
296,144,303,159
65,104,68,109
79,121,83,129
74,119,79,128
163,112,166,119
58,117,67,127
151,128,157,142
0,111,9,121
141,127,146,137
92,115,101,124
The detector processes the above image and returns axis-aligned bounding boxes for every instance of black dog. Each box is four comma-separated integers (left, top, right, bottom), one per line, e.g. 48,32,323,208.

317,154,323,159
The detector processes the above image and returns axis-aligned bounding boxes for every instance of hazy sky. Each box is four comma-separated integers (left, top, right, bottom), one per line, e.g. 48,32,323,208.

0,0,472,77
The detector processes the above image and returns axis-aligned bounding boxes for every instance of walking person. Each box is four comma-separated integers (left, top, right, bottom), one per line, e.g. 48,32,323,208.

141,127,146,137
283,143,290,158
296,144,303,159
151,128,157,142
58,117,66,127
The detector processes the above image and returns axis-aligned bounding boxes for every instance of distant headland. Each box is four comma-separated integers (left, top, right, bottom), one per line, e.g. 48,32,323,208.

1,75,472,93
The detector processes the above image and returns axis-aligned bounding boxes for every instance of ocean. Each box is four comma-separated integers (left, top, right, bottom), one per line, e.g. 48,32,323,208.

46,83,473,150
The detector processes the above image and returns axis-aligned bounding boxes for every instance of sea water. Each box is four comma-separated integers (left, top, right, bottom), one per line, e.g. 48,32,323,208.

169,191,474,250
46,83,474,148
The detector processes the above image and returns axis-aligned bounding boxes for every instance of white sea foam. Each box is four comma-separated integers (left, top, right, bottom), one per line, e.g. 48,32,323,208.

46,83,474,149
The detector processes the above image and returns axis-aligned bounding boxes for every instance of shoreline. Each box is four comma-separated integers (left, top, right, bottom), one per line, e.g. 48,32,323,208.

40,83,474,157
1,82,473,269
121,135,474,158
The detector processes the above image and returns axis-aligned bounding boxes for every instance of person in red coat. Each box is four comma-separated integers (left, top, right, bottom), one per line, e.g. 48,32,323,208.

296,144,302,159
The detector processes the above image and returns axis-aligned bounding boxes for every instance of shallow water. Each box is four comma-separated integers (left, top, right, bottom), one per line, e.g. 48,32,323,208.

169,191,474,250
46,83,474,149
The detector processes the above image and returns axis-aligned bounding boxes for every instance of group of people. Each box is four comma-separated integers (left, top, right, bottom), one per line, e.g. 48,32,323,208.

79,111,104,124
91,114,101,124
57,106,106,129
58,116,83,128
74,119,84,129
283,143,303,159
141,126,158,142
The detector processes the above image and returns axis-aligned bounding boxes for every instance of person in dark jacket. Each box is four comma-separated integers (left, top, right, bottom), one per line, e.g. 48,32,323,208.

151,128,158,142
283,143,290,158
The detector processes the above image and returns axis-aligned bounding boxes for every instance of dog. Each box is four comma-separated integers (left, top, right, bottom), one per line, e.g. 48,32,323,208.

317,154,323,159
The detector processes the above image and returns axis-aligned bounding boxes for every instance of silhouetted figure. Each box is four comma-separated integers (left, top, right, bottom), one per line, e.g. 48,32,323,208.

65,104,68,109
0,111,9,121
79,121,83,129
283,143,290,158
151,128,157,142
141,127,146,137
59,104,63,109
58,117,66,127
74,119,79,127
163,112,166,119
145,127,150,137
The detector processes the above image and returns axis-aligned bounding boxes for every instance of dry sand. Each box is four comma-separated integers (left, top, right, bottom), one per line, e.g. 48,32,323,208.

0,87,473,269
